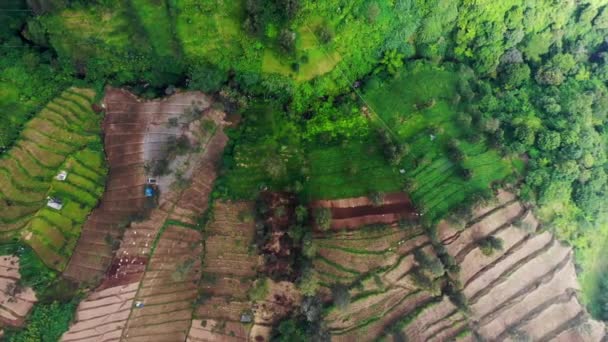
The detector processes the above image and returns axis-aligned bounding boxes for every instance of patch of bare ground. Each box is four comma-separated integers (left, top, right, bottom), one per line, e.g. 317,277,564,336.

437,191,606,341
0,256,37,327
311,192,418,230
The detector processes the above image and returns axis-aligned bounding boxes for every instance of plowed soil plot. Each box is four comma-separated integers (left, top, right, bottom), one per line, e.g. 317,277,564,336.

313,222,452,341
0,256,37,327
121,226,202,342
65,87,216,284
437,191,605,341
313,225,429,285
193,202,259,339
61,282,139,342
312,192,418,230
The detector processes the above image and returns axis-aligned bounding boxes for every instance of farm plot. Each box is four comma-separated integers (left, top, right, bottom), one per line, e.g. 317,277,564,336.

438,191,606,341
0,88,107,271
363,62,517,224
61,282,139,342
312,221,455,341
193,201,260,340
64,87,216,284
311,192,418,230
313,224,429,285
116,225,202,342
0,255,37,327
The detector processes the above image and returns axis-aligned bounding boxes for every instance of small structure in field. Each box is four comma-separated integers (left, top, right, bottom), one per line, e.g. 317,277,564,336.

147,178,157,185
240,313,253,323
144,186,155,197
134,301,144,308
46,197,63,210
55,170,68,181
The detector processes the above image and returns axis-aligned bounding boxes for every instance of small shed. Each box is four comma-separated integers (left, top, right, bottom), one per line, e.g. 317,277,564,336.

144,186,155,197
240,313,253,323
55,170,68,181
46,197,63,210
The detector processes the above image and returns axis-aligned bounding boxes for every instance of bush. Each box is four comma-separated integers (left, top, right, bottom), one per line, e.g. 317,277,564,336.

248,277,269,301
314,207,332,231
188,63,228,93
331,284,351,310
477,236,504,256
5,300,78,342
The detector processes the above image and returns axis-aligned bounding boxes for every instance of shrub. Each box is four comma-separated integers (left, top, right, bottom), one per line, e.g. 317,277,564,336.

331,284,351,310
298,269,319,296
314,207,332,231
248,277,269,301
477,236,504,256
5,300,77,342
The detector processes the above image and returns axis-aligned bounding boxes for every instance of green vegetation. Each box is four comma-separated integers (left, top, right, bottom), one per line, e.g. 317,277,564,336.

0,88,107,270
4,300,78,342
3,0,608,336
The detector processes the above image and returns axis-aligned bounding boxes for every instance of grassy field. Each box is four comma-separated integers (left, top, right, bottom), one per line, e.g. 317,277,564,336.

363,62,516,223
304,139,402,200
0,88,107,270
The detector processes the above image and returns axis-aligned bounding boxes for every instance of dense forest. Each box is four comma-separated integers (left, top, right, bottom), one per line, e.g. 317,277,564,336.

2,0,608,337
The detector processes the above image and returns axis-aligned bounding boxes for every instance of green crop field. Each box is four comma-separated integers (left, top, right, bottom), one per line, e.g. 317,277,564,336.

363,62,517,223
0,88,107,271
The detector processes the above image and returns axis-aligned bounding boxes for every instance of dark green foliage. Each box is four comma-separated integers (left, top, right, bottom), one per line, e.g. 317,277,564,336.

499,63,530,88
477,236,504,256
5,300,78,342
188,63,228,93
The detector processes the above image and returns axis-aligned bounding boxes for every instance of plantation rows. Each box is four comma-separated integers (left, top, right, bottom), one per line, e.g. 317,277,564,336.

0,88,107,270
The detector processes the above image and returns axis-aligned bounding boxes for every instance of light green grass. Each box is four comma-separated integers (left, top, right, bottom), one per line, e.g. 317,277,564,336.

0,89,107,270
364,63,516,222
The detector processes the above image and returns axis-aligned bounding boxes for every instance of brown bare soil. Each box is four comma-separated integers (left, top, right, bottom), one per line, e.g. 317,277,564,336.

65,87,224,285
120,226,202,342
61,281,139,342
0,256,37,327
192,202,259,339
311,192,418,230
437,191,606,341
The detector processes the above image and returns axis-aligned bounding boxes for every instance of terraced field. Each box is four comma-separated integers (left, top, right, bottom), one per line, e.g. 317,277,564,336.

120,225,202,342
62,87,230,341
307,190,606,341
192,201,260,340
0,256,37,328
0,88,107,270
64,87,218,284
310,211,459,341
311,192,417,230
438,191,606,341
